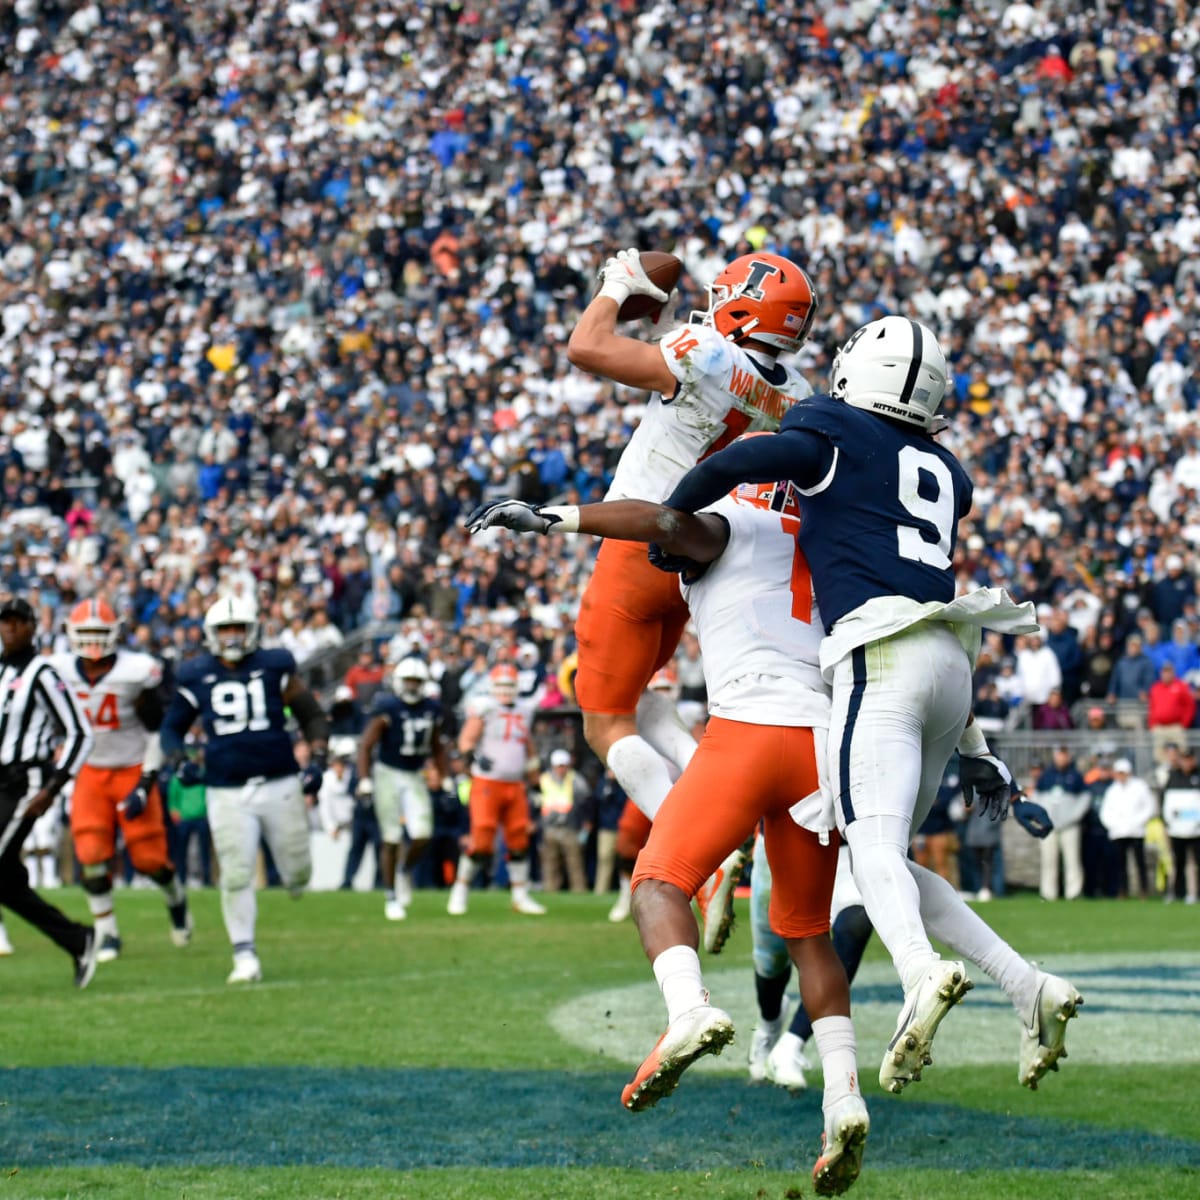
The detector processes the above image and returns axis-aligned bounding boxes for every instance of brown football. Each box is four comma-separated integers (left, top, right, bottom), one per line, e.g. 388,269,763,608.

614,251,683,322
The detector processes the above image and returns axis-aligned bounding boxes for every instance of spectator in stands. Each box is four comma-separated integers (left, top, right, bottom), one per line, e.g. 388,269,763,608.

1107,635,1157,728
1043,608,1084,704
1033,687,1075,732
1147,663,1197,762
1034,747,1091,902
1099,760,1158,899
1080,628,1119,702
343,646,387,705
1154,620,1200,681
1151,555,1196,629
1017,629,1064,725
589,768,627,895
1162,745,1200,905
537,749,589,894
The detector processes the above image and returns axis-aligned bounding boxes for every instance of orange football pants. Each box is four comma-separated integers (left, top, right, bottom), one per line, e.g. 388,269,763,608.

632,717,838,939
467,777,532,857
70,762,173,875
574,538,690,715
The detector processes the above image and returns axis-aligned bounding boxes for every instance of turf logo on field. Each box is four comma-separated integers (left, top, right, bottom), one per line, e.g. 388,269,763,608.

549,952,1200,1071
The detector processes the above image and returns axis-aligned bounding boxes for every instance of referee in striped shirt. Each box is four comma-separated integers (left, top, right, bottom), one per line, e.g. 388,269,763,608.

0,596,98,987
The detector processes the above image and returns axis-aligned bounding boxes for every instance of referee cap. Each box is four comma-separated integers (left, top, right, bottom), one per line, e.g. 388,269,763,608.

0,597,35,621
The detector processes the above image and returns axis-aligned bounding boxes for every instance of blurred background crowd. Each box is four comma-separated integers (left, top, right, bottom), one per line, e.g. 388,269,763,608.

3,0,1200,899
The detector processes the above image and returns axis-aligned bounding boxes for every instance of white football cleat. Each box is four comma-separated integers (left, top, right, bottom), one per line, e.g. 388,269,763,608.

0,924,13,956
512,893,547,916
384,898,407,922
1019,971,1083,1090
608,890,631,923
446,882,469,916
748,1016,784,1082
879,959,972,1094
694,840,749,955
812,1094,870,1196
765,1031,811,1092
168,900,193,948
227,951,263,985
395,874,413,910
96,934,122,963
621,1004,735,1111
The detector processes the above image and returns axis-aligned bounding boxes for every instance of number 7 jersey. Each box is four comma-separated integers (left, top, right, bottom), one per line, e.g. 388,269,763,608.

165,647,300,786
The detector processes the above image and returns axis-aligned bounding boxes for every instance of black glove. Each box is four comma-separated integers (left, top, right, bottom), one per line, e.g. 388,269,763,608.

959,753,1016,821
647,543,710,583
301,764,323,796
1012,798,1054,839
176,760,203,787
118,785,148,821
474,754,494,775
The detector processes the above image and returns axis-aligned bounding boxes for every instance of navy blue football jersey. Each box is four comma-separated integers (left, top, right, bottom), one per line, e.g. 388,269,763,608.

666,394,973,631
371,693,443,771
163,647,299,786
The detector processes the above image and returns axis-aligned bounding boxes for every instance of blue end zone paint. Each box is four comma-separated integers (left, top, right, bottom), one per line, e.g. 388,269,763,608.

2,1068,1198,1170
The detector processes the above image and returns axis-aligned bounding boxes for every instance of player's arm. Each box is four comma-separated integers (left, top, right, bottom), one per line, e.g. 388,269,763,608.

458,712,483,756
466,498,730,564
159,686,202,784
284,674,331,796
566,250,676,394
355,714,387,795
430,725,450,784
665,427,833,514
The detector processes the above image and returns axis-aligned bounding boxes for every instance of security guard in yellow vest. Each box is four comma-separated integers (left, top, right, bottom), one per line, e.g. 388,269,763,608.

538,749,589,893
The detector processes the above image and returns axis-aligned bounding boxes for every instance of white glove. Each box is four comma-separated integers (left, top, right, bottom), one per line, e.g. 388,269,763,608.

356,777,374,797
597,248,669,308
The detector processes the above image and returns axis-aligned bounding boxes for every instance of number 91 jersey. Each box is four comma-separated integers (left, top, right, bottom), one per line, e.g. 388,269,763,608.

172,647,299,787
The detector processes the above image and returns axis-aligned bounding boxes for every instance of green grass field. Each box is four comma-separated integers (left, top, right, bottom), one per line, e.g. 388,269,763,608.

1,888,1197,1199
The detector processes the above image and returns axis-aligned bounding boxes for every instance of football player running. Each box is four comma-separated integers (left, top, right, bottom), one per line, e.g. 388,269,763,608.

660,316,1082,1095
469,481,867,1196
356,657,448,921
558,247,818,950
160,595,329,983
447,664,545,917
52,599,191,961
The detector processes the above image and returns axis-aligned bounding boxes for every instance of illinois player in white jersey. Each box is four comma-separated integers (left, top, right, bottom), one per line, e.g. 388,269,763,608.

52,599,191,961
447,664,545,917
468,480,868,1196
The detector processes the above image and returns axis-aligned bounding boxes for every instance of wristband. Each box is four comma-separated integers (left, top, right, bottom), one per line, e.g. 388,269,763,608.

957,721,989,759
540,505,580,533
597,278,633,307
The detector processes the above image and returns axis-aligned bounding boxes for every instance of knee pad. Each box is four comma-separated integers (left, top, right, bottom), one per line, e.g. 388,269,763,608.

81,868,113,895
507,850,528,864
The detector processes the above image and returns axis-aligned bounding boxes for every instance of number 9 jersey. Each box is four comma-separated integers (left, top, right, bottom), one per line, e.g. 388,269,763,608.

165,647,300,786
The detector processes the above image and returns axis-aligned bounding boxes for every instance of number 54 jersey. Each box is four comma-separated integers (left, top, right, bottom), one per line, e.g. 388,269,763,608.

50,649,163,769
166,648,299,787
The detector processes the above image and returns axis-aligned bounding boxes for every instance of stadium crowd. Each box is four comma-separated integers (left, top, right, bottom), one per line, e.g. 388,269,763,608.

2,0,1200,894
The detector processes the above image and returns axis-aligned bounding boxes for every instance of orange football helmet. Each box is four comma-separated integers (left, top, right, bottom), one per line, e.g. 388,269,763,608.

696,253,818,355
490,663,519,702
67,598,120,660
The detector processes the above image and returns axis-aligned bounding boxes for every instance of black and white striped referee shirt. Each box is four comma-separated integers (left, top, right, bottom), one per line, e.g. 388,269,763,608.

0,647,93,788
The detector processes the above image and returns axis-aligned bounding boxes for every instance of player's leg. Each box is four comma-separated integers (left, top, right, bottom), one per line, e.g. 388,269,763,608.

397,769,433,912
594,826,616,895
622,718,777,1111
69,765,123,961
207,782,266,982
448,777,496,915
501,782,544,915
831,628,974,1095
607,800,650,922
373,764,404,919
747,829,792,1083
257,775,312,897
118,767,191,947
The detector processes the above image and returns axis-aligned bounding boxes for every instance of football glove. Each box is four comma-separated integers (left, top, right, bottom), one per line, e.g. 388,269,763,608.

118,785,148,821
1012,798,1054,839
598,248,670,308
959,752,1016,821
647,542,710,584
474,754,494,775
356,776,374,797
301,764,323,796
466,500,563,536
176,760,203,787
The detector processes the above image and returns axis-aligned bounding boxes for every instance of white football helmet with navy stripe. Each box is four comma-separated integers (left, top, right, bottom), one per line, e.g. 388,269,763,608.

203,593,260,661
831,316,947,432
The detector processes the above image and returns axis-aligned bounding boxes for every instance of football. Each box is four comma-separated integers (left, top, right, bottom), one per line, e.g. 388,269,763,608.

615,250,683,322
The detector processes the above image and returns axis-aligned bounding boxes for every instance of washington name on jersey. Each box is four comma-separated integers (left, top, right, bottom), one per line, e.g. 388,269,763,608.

51,649,163,769
467,696,536,782
166,648,298,787
682,491,829,728
371,693,443,771
606,323,812,504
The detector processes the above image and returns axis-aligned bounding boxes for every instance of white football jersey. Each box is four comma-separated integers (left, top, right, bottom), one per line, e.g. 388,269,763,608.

682,490,829,728
605,323,813,503
467,696,537,782
51,649,163,768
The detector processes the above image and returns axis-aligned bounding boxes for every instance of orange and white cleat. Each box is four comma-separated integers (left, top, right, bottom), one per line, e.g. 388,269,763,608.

813,1094,870,1196
694,839,751,955
621,1004,735,1111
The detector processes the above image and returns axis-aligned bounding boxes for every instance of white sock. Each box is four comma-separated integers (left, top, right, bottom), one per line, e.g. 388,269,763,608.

221,886,257,948
635,691,698,775
652,944,708,1025
454,855,478,887
606,734,675,820
508,858,530,900
845,824,937,993
395,866,412,906
907,860,1040,1022
87,890,119,938
812,1015,860,1107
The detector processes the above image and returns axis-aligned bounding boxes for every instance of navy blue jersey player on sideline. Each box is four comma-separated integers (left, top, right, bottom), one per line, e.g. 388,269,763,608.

355,657,448,922
160,594,330,985
662,315,1081,1097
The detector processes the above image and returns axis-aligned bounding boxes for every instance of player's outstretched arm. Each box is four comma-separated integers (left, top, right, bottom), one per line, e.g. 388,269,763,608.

466,498,729,564
355,715,387,795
